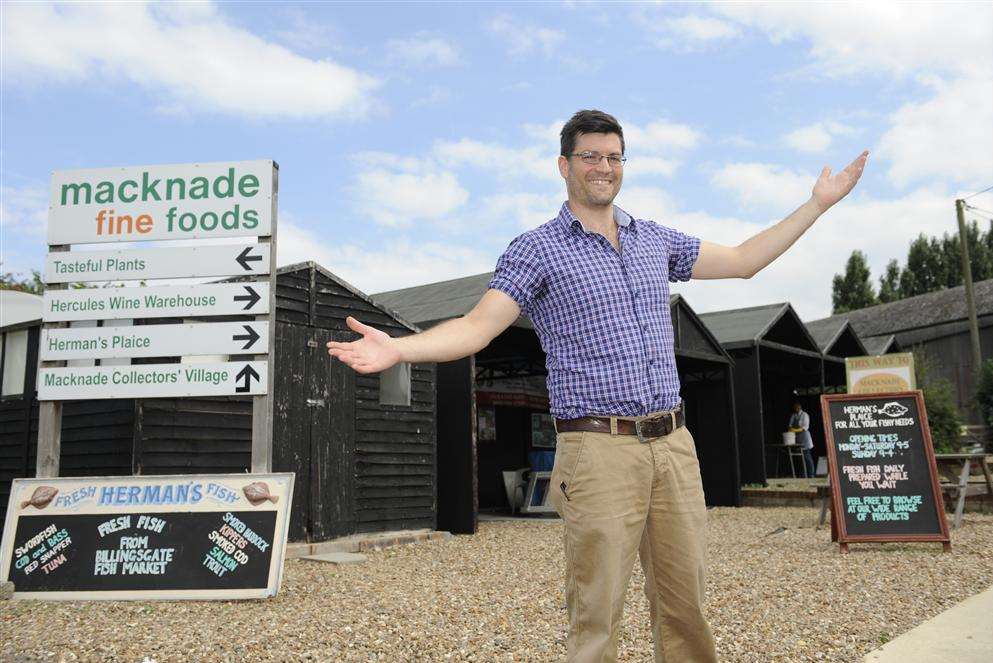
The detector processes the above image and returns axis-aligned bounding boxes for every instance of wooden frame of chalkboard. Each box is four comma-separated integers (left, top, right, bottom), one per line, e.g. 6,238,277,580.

1,472,294,600
820,391,950,553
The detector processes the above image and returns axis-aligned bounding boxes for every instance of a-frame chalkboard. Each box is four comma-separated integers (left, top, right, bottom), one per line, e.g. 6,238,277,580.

820,391,950,553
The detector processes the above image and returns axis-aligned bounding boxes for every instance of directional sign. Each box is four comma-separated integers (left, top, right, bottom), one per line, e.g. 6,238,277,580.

41,322,269,361
42,282,268,322
49,161,273,245
45,244,270,283
38,361,268,400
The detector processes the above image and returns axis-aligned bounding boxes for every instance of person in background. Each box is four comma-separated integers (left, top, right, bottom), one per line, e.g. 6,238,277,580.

789,402,815,477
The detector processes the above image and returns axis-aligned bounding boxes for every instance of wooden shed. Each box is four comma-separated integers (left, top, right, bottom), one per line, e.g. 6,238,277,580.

805,317,869,391
700,303,824,484
0,263,438,542
807,279,993,423
375,274,743,533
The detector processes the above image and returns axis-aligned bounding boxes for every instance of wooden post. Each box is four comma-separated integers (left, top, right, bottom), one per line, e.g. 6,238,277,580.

955,199,983,383
251,162,278,473
36,244,69,478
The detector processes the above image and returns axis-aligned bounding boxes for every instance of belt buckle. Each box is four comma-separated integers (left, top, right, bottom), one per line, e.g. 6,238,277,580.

636,411,674,443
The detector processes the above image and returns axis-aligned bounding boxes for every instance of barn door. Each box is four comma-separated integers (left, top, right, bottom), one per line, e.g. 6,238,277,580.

274,323,311,541
308,329,356,540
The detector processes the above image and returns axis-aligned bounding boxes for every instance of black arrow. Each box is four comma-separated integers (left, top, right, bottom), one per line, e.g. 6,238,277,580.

232,324,261,350
236,246,263,271
233,285,261,310
235,364,260,393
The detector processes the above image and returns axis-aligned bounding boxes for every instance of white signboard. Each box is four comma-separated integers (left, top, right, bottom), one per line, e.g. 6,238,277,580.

1,473,293,600
42,282,269,322
38,361,267,400
41,322,269,361
45,244,270,283
846,353,916,394
49,160,273,245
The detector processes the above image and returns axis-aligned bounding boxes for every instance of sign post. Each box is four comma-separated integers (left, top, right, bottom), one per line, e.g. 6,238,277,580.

38,159,277,477
820,391,950,553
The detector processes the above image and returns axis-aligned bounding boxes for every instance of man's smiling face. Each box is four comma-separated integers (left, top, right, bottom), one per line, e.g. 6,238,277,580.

559,132,624,208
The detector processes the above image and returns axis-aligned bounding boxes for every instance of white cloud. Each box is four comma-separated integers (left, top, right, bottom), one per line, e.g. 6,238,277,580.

1,2,378,120
660,186,963,319
783,120,855,153
626,120,702,152
651,14,742,51
708,4,993,190
711,162,814,211
713,3,992,79
411,85,453,108
434,138,561,182
352,166,469,228
386,35,459,67
488,15,565,57
276,219,495,295
876,75,993,189
478,192,562,230
0,184,48,238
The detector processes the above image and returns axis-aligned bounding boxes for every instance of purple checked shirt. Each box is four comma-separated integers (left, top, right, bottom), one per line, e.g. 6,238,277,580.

488,202,700,419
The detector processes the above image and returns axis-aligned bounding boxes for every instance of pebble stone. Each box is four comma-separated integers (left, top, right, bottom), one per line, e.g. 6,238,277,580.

1,507,990,662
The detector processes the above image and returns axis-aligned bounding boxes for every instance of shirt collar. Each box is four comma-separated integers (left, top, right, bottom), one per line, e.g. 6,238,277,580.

557,202,634,232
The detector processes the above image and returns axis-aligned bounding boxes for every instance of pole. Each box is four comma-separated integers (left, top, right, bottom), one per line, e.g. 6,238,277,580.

955,199,983,379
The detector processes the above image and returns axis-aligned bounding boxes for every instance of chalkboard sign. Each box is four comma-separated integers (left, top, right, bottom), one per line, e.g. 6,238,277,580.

820,392,949,552
0,473,294,600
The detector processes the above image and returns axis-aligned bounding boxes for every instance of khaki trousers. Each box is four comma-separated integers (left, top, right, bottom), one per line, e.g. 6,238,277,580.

549,425,717,663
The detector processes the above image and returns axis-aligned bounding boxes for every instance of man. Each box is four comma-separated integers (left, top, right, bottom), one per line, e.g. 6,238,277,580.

789,402,816,478
328,109,867,662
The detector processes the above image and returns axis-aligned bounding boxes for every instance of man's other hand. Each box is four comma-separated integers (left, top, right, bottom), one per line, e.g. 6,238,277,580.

326,316,401,374
812,150,869,212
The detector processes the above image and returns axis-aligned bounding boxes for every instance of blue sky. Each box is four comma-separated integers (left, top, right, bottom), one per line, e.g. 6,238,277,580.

3,1,992,319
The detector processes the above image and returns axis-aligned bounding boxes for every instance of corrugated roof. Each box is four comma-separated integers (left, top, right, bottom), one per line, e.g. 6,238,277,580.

698,302,788,345
806,278,993,340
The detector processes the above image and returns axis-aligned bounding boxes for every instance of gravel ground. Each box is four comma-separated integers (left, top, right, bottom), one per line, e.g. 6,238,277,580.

2,507,992,663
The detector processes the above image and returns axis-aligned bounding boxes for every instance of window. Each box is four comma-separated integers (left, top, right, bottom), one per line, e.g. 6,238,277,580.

379,362,411,406
1,330,28,397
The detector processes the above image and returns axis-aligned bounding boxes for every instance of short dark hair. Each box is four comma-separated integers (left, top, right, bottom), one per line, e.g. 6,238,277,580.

560,109,625,157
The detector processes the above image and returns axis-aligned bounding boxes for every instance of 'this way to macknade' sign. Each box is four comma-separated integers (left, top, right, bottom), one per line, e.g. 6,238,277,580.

1,473,294,600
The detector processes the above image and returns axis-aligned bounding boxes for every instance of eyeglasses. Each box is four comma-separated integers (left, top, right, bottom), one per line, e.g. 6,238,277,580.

569,151,627,167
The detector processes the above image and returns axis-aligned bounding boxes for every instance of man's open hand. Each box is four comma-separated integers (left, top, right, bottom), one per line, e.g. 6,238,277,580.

326,316,401,374
812,150,869,212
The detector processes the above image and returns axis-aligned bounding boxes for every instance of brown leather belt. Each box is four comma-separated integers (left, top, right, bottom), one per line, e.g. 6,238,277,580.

555,407,685,442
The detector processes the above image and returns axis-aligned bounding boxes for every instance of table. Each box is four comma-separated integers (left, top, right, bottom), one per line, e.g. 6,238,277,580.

767,443,807,478
935,453,993,529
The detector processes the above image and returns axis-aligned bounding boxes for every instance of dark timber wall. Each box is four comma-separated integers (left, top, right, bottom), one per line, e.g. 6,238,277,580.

1,263,437,543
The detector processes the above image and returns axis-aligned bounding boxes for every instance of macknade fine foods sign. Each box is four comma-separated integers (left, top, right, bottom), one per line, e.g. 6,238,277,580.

1,473,294,600
48,161,273,245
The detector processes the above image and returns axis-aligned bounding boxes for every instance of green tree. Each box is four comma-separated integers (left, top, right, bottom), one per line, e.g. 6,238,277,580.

0,267,44,294
878,259,902,303
832,250,877,313
900,235,948,297
915,351,963,453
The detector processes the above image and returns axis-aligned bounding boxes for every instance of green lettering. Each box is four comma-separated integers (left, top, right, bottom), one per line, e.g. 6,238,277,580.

60,182,92,206
118,180,138,203
189,177,209,199
238,174,260,197
95,181,114,204
243,209,259,229
165,177,186,200
213,168,235,198
141,171,162,201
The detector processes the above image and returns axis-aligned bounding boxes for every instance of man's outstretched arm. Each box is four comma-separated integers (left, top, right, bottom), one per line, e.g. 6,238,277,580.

692,150,869,280
327,288,521,374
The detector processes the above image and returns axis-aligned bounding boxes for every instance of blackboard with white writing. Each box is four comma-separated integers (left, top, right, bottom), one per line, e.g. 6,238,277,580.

821,392,949,548
0,473,293,600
